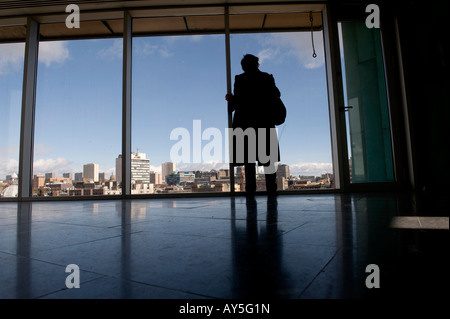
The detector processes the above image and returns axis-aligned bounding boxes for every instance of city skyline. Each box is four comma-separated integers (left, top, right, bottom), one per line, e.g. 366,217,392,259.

24,159,333,197
1,31,334,183
24,151,332,181
30,158,330,182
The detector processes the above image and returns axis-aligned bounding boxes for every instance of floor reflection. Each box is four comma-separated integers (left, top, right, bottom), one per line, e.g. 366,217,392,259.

16,202,32,298
120,200,132,298
231,196,292,298
1,192,447,299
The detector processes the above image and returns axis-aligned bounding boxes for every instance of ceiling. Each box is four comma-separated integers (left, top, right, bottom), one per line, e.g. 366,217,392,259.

0,1,325,42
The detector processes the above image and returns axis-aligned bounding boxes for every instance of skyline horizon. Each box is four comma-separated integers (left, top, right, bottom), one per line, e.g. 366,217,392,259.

1,31,334,182
15,153,333,180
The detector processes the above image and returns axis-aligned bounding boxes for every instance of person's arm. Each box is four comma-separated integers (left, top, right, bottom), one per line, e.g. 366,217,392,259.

225,93,235,113
226,75,240,113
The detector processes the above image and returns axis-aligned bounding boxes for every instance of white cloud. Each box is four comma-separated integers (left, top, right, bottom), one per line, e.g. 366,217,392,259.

134,40,173,58
158,45,173,58
150,165,162,173
257,47,280,65
1,41,69,73
258,32,325,69
175,161,228,172
288,162,333,177
39,41,69,67
102,167,116,177
0,43,25,75
97,39,123,59
189,35,205,42
0,159,19,179
136,41,158,55
168,161,331,177
1,157,77,179
33,158,73,176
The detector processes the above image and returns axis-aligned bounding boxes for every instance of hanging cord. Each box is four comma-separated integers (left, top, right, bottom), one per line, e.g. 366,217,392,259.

310,11,317,58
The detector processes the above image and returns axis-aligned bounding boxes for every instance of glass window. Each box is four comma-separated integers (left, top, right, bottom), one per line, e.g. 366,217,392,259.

229,31,334,192
0,42,24,198
132,34,229,194
33,39,122,197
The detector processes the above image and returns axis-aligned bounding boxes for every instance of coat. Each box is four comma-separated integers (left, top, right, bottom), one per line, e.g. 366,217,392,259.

228,70,281,166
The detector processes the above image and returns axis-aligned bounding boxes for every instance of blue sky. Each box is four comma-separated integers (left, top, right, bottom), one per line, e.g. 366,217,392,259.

0,31,333,179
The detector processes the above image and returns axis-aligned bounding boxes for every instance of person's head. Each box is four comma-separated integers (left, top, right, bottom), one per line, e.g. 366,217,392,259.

241,54,259,72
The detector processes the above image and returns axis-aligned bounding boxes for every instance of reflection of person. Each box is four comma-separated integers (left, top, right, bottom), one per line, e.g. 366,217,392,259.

226,54,281,196
231,196,290,298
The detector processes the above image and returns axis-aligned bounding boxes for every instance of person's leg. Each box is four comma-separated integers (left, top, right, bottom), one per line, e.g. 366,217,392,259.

244,163,256,195
264,165,277,195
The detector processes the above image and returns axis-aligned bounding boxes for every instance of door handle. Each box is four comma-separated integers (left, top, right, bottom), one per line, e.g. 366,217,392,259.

340,106,353,112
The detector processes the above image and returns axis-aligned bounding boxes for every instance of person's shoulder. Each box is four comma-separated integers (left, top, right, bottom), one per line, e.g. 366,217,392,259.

260,71,274,79
260,71,275,83
234,73,245,83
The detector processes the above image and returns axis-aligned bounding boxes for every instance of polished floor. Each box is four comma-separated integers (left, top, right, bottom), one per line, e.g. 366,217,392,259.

0,192,448,300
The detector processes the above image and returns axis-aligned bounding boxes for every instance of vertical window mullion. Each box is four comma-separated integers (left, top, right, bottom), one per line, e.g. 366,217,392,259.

122,11,132,196
322,5,349,191
18,18,39,199
225,5,235,194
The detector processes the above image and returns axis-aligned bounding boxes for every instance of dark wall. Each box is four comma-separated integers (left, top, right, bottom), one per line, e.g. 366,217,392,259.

395,1,450,193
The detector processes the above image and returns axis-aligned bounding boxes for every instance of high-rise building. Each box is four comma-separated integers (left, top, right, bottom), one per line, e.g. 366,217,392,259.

277,164,290,179
115,155,123,184
162,162,175,182
63,173,72,180
33,175,45,189
99,172,107,182
45,172,55,179
276,164,290,191
131,152,150,184
74,172,83,182
116,151,151,184
83,163,99,182
150,172,162,185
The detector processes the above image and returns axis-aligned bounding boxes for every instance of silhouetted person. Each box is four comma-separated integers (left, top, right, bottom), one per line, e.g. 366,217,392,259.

226,54,281,196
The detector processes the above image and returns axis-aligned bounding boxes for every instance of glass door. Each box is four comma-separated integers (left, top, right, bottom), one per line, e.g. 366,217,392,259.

338,21,395,184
